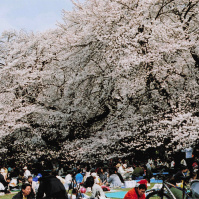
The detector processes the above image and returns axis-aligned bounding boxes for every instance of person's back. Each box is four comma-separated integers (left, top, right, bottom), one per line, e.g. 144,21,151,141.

108,173,122,187
132,165,144,179
91,183,106,199
75,171,83,184
36,175,68,199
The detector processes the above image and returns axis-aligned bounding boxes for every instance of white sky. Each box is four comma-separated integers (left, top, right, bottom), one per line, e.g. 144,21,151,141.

0,0,84,34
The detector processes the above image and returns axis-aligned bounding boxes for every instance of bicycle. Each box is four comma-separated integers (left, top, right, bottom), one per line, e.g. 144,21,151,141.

145,171,192,199
145,178,174,199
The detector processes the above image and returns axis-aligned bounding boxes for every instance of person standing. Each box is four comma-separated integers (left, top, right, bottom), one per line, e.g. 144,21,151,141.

36,170,68,199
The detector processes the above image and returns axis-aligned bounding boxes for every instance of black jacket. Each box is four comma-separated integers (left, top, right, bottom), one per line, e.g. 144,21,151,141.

174,171,189,183
12,191,34,199
0,173,7,187
36,175,68,199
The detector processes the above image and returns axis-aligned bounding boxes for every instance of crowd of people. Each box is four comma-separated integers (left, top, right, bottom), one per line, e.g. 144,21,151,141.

0,155,198,199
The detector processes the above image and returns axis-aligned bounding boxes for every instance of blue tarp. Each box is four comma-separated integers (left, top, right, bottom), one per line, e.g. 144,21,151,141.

106,191,127,199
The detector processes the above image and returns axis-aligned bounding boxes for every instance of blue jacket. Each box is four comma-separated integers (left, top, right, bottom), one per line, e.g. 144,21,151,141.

75,173,83,183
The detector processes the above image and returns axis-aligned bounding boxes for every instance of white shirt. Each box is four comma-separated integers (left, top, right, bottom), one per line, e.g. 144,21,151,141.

24,170,31,178
91,184,105,199
117,166,126,175
171,161,175,168
65,174,72,183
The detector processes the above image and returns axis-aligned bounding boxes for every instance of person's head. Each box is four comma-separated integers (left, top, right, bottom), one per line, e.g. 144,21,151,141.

51,169,58,176
23,166,27,170
6,177,11,183
191,172,197,179
109,168,117,175
181,165,188,173
21,184,31,196
137,184,147,197
91,172,97,179
122,164,127,169
28,176,33,183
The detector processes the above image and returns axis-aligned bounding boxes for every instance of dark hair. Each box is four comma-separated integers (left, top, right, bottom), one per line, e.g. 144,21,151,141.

138,184,147,190
180,165,188,170
28,176,32,179
51,169,58,176
109,168,117,175
21,183,31,190
191,172,197,178
84,176,94,188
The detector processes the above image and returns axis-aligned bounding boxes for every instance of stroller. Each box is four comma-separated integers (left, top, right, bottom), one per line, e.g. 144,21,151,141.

190,180,199,199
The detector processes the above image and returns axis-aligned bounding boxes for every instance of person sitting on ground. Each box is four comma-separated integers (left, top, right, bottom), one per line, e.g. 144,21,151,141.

75,169,83,184
4,177,11,194
117,163,131,180
36,170,68,199
84,176,106,199
23,166,31,180
174,165,190,184
126,164,134,177
124,184,147,199
98,168,107,185
189,172,197,182
10,167,19,178
192,158,198,172
107,168,122,188
167,177,187,199
132,164,144,180
65,170,73,191
12,183,33,199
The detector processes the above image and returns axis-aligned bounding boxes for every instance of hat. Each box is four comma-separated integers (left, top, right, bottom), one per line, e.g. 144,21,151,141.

23,166,27,170
138,179,148,188
123,164,127,168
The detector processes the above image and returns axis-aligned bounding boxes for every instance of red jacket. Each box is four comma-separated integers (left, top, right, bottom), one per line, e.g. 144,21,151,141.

124,187,146,199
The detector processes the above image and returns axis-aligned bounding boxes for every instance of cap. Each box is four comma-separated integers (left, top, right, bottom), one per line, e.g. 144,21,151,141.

123,164,127,168
138,179,148,188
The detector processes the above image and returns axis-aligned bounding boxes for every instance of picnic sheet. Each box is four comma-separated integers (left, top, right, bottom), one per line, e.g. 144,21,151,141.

105,191,127,198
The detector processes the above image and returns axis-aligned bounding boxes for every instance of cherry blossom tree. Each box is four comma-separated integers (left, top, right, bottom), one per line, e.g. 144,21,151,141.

0,0,199,164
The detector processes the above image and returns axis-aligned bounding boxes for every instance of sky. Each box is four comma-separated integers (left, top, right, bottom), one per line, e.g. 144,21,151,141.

0,0,85,34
